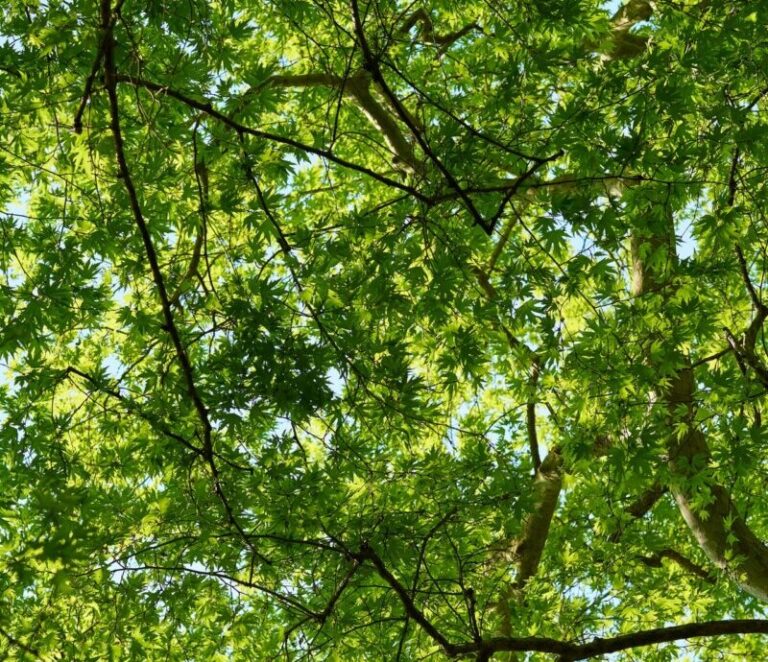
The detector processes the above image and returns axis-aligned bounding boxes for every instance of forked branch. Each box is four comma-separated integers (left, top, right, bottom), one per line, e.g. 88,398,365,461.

348,542,768,660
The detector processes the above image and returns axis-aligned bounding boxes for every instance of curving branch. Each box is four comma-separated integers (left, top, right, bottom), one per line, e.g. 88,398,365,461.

609,482,666,542
526,357,542,471
169,221,203,308
667,371,768,602
351,0,490,232
468,196,564,624
511,449,563,588
0,623,40,658
257,71,421,171
64,366,203,456
398,8,481,50
599,0,654,61
348,74,421,171
729,245,768,386
101,1,212,455
630,203,768,602
463,620,768,660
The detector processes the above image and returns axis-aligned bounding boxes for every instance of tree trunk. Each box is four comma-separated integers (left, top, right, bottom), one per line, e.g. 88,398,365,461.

631,208,768,601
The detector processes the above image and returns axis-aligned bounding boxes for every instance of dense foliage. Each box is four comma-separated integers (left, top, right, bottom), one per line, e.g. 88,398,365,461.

2,0,768,658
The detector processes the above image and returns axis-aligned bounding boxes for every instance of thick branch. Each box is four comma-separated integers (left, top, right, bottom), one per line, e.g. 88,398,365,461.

399,8,481,49
582,0,653,61
604,0,653,60
259,71,421,170
735,244,768,353
609,482,666,542
630,203,768,602
349,75,420,170
351,544,765,660
486,215,517,275
666,369,768,601
258,72,343,89
512,449,563,588
626,482,666,519
453,620,768,660
470,208,562,591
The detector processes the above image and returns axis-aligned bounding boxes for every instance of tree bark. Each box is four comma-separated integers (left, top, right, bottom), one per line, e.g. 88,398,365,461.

631,206,768,602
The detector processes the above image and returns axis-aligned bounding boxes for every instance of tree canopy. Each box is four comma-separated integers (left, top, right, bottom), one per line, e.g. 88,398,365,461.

2,0,768,658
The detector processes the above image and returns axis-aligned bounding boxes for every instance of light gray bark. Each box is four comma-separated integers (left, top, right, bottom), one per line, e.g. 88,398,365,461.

631,207,768,602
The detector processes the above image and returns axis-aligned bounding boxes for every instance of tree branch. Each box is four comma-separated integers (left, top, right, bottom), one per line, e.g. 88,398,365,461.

604,0,653,60
725,246,768,387
114,74,431,203
630,204,768,602
64,366,203,456
580,0,653,61
526,357,541,471
735,244,766,316
609,482,666,542
100,6,268,564
257,71,421,170
398,8,481,50
351,0,490,232
512,449,563,588
456,620,768,660
638,548,717,584
0,623,40,658
342,546,763,660
169,145,206,308
354,542,455,653
317,547,768,661
468,203,562,593
73,0,124,133
102,2,211,459
382,59,547,163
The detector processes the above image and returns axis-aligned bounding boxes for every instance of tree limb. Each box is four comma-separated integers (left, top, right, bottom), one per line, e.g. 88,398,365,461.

458,620,768,660
469,201,562,595
320,547,768,661
351,0,490,232
100,6,268,564
630,204,768,602
64,366,204,456
114,74,431,203
0,623,40,658
526,357,541,471
398,8,481,50
257,71,421,170
582,0,653,61
637,548,717,584
609,482,666,542
512,449,563,588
